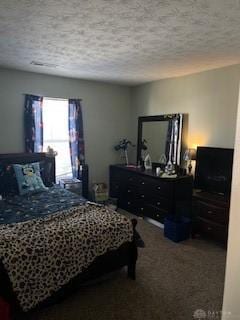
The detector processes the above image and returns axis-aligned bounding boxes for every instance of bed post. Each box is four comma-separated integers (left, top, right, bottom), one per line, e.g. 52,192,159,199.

0,297,11,320
128,219,138,280
81,164,89,199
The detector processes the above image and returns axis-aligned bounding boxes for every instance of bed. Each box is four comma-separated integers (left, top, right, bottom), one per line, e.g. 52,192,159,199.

0,153,138,318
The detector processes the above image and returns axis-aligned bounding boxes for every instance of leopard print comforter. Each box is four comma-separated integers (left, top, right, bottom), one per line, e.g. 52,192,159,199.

0,203,133,311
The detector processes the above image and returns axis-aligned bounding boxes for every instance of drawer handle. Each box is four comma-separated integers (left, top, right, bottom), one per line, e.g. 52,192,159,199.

157,202,161,205
127,201,131,205
207,226,212,231
207,210,213,214
141,194,145,198
141,182,145,185
127,190,131,193
140,207,144,211
157,186,161,190
156,214,160,217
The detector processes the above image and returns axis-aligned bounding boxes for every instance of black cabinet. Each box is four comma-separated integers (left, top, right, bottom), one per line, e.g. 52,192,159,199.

192,190,230,244
109,165,193,223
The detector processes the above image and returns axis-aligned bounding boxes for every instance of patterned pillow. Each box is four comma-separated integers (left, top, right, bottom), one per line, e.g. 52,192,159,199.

0,164,18,196
13,162,48,195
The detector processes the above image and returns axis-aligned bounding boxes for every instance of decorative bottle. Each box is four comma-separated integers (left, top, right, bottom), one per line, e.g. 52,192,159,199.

144,154,152,170
159,154,167,171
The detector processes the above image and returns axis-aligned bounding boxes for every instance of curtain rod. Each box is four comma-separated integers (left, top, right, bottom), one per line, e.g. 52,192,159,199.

23,94,82,101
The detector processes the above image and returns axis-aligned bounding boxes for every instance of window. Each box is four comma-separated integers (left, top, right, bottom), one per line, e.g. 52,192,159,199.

42,98,72,180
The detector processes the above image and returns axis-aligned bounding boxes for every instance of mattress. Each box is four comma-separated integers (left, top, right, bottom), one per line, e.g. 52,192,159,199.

0,187,134,312
0,185,85,224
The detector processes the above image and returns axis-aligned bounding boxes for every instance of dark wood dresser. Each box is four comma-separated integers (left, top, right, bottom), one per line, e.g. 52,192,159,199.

109,165,193,223
192,190,230,244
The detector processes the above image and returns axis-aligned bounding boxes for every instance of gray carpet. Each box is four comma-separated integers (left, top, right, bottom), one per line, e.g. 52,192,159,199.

25,211,226,320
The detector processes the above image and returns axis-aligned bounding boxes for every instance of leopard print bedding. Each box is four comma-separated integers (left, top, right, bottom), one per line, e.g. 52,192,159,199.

0,203,133,311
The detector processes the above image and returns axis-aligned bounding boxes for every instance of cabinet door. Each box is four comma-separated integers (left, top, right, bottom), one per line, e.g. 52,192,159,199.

110,181,122,198
109,167,126,198
195,217,228,243
195,200,228,224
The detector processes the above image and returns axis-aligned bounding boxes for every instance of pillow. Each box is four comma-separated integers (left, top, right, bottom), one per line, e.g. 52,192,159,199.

0,164,18,196
13,162,48,195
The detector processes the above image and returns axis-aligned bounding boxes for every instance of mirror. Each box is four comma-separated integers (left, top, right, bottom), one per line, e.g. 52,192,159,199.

137,114,183,166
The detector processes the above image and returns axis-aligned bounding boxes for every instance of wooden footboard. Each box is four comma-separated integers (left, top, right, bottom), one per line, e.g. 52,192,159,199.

0,297,11,320
128,219,138,280
0,262,14,320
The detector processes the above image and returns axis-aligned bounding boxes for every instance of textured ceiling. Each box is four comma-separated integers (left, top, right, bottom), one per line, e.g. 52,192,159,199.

0,0,240,85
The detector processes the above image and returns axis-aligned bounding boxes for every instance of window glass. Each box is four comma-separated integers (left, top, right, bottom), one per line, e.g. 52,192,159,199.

42,98,72,180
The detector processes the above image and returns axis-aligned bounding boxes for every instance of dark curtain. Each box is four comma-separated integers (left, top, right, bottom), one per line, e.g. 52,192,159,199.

165,120,173,163
68,99,85,179
165,118,180,164
24,94,43,153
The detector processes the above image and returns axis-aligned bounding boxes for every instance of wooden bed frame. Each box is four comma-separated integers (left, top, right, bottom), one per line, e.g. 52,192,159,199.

0,152,89,199
0,153,137,319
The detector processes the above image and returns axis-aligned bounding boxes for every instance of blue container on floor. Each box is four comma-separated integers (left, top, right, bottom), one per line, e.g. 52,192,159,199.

164,215,190,243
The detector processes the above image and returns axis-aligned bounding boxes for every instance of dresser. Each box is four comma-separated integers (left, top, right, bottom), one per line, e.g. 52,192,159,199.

192,190,230,244
109,165,193,223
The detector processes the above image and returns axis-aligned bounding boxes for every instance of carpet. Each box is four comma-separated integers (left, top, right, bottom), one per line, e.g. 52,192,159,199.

23,210,226,320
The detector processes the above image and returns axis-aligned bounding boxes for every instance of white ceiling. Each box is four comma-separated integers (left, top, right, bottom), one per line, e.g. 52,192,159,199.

0,0,240,85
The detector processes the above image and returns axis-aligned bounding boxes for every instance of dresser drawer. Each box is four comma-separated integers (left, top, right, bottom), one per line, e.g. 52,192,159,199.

150,196,171,211
116,170,173,199
195,200,228,224
110,168,140,186
195,217,227,242
142,205,166,223
124,186,170,211
110,165,193,225
125,185,137,198
120,198,144,216
126,174,139,185
149,180,173,198
123,187,143,206
126,175,151,190
127,175,172,197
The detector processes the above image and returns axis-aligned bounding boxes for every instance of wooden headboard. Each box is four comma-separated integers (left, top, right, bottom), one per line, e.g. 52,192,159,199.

0,153,89,198
0,152,56,185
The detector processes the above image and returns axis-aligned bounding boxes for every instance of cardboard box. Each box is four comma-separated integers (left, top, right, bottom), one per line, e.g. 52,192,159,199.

92,183,108,203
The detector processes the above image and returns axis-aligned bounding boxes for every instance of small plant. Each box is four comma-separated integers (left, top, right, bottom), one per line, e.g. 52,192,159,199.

114,139,135,165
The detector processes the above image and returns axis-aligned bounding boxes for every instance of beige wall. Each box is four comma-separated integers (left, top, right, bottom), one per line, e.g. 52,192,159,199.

222,84,240,320
1,64,239,186
130,64,240,162
0,68,131,185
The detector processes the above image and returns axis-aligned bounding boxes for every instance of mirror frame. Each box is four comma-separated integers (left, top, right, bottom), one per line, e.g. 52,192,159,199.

137,113,183,166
